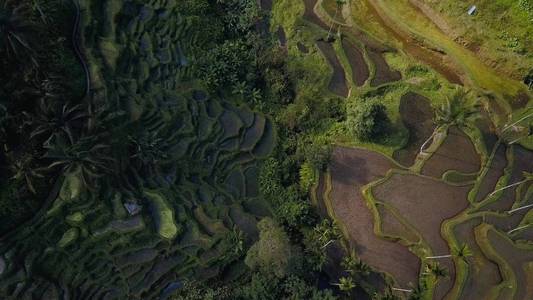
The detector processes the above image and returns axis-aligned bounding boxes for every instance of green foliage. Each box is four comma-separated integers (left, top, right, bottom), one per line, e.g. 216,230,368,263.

335,276,356,293
299,162,316,192
303,219,341,272
435,89,480,128
234,273,337,300
171,280,232,300
347,99,391,141
199,39,257,91
303,142,332,171
245,217,303,278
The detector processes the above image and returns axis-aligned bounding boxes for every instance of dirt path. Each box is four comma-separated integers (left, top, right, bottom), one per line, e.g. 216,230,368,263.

329,147,420,288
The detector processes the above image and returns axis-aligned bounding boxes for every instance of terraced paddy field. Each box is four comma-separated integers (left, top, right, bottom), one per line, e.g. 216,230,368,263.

279,0,533,298
318,133,533,299
1,0,531,298
0,1,276,298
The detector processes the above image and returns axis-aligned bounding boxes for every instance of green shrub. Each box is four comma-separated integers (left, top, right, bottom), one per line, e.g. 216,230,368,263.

299,162,316,192
347,99,390,141
245,217,303,278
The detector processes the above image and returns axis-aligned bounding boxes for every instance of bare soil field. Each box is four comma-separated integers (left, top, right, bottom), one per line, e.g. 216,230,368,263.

422,127,480,178
329,147,420,288
341,39,369,87
476,144,507,203
316,40,349,97
368,50,402,86
393,92,433,167
485,146,533,212
303,0,328,30
372,172,471,299
487,228,533,300
454,217,502,300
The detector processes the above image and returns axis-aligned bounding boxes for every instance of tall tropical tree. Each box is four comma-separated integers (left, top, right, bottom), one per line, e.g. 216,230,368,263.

435,90,479,128
426,262,448,281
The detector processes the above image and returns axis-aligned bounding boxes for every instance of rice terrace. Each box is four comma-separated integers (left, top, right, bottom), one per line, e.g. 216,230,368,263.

0,0,532,299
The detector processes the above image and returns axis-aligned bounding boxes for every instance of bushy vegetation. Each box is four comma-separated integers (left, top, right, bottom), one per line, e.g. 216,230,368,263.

347,98,391,141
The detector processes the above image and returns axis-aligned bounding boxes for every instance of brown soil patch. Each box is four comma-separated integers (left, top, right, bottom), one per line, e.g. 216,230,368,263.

485,146,533,212
362,0,463,85
368,50,402,86
341,39,369,86
422,127,480,178
316,40,349,97
372,172,471,299
329,147,420,287
393,92,434,167
487,228,533,300
303,0,329,30
376,203,419,243
476,143,507,203
454,217,502,300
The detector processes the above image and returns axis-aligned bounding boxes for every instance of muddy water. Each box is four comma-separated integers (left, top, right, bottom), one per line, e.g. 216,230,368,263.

360,0,463,85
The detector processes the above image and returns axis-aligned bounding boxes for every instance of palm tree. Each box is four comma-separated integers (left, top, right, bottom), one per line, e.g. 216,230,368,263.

408,283,426,300
327,0,346,41
334,276,355,293
426,262,448,281
343,253,371,278
0,0,36,65
426,243,472,261
435,90,479,128
420,89,479,154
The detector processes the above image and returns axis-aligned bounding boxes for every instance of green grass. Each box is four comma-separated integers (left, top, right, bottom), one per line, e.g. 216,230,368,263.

371,0,526,98
144,190,179,240
417,0,533,79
